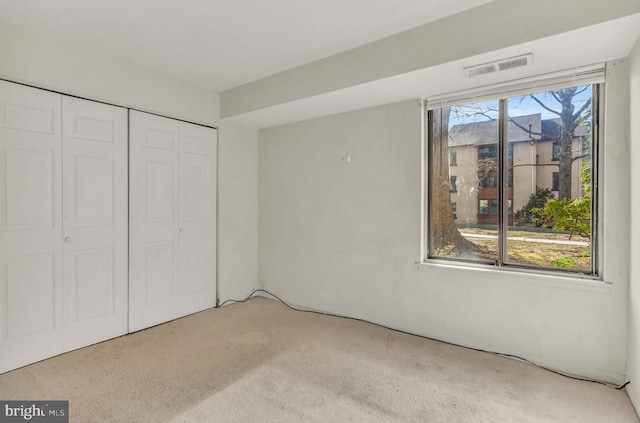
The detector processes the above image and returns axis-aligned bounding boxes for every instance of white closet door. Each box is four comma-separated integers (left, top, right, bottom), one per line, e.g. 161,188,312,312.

177,122,216,317
129,111,180,332
0,80,63,373
129,111,216,332
61,97,128,351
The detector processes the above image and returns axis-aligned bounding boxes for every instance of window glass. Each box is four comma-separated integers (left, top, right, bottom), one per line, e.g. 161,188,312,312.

479,200,488,215
429,101,499,261
450,149,457,166
428,84,595,274
552,142,561,161
507,85,592,272
552,172,559,191
450,176,457,192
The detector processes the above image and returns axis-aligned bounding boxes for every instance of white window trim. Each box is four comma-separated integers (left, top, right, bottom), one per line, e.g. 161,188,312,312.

416,260,611,293
420,64,605,280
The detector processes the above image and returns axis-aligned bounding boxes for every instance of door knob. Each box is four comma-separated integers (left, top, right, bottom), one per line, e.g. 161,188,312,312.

64,236,72,243
178,228,184,233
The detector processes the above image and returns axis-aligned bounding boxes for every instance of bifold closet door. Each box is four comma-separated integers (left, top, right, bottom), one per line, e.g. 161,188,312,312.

129,112,180,331
0,81,63,373
177,122,217,317
0,81,129,374
61,96,128,352
129,111,216,332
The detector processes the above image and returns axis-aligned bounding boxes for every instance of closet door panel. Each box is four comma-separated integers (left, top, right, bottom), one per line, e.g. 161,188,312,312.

178,122,216,317
61,96,128,351
0,80,63,373
129,111,180,332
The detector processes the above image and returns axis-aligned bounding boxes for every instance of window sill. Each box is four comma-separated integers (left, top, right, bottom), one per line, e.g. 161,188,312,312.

416,260,611,293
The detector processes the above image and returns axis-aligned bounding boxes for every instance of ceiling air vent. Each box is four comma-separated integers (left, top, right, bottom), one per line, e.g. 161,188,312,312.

465,54,533,78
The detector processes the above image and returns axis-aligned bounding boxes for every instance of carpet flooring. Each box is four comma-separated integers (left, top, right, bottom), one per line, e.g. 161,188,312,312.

0,297,637,422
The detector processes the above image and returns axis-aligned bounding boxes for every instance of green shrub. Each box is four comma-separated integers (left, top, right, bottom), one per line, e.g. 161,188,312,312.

514,187,554,225
552,257,575,269
531,161,591,240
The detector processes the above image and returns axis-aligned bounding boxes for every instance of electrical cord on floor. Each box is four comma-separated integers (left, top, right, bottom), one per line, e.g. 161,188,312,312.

217,289,631,391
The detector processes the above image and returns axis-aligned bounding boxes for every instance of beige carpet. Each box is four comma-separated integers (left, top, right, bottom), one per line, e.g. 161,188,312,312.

0,297,637,422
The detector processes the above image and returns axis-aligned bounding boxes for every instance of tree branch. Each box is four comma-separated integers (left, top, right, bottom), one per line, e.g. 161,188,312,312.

530,95,561,116
570,153,589,163
452,105,498,122
574,86,589,96
507,116,542,138
572,101,591,120
550,91,562,103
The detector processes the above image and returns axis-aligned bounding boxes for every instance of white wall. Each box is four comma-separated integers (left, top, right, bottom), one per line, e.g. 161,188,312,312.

627,35,640,412
259,60,631,384
218,123,259,303
0,21,219,125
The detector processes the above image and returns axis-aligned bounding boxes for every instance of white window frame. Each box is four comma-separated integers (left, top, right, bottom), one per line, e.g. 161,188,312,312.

420,64,605,280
